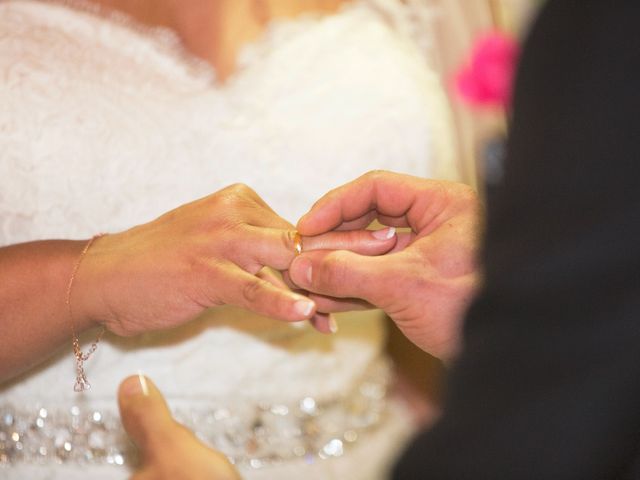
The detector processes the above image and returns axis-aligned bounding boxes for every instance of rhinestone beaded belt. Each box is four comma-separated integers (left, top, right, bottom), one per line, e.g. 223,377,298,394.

0,360,390,470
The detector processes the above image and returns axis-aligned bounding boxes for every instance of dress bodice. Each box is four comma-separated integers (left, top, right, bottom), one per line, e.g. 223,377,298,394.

0,0,456,244
0,1,455,477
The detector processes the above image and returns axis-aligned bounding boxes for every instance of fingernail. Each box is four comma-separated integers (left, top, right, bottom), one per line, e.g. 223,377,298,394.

372,227,396,240
138,371,149,396
328,316,338,334
292,257,313,287
290,320,307,329
121,372,149,397
294,298,315,317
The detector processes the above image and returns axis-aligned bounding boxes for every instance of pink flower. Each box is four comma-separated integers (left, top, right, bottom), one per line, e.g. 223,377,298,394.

454,31,520,110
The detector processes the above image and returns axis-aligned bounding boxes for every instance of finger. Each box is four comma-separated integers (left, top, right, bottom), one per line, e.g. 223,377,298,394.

331,210,377,231
217,266,316,321
390,231,415,252
256,267,289,289
242,226,398,273
309,312,338,334
279,273,370,316
302,227,397,255
210,183,294,230
240,227,298,271
257,268,340,334
289,249,397,304
282,271,371,311
308,293,372,313
297,171,449,235
118,375,179,460
256,267,314,321
335,213,409,231
281,269,301,291
120,375,242,480
296,171,411,235
281,232,414,293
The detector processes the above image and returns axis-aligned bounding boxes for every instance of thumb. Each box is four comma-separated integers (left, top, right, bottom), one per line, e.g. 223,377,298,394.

289,249,394,304
118,374,178,461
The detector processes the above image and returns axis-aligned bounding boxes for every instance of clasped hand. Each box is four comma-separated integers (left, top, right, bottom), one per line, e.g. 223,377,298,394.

288,171,482,361
75,183,397,336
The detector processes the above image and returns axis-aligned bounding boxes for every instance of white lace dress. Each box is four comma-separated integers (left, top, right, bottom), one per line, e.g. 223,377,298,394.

0,1,456,478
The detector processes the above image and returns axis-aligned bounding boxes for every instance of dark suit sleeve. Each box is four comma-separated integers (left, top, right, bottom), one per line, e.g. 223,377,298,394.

394,2,640,479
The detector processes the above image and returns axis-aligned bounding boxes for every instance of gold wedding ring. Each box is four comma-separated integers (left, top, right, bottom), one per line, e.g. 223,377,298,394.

293,231,303,256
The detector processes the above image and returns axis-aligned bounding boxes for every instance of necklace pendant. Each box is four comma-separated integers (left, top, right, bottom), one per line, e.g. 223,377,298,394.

74,374,91,392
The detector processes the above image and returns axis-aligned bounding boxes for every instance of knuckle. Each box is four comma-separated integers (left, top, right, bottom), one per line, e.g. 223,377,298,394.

231,183,258,200
241,278,267,304
366,169,388,178
363,169,389,183
217,183,254,203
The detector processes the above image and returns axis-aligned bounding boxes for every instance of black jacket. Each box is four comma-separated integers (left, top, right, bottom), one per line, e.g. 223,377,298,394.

394,1,640,478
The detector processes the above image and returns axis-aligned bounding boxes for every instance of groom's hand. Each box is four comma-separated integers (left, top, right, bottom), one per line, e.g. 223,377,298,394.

289,171,482,361
118,375,241,480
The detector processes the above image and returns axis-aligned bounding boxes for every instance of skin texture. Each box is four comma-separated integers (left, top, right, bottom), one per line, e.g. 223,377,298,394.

288,171,483,362
0,184,396,383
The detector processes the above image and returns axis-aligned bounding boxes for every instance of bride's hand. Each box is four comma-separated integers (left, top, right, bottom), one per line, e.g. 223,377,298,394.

118,375,241,480
74,183,397,336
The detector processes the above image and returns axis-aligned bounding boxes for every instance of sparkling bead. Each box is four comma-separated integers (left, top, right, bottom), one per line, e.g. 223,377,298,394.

321,438,344,458
53,428,71,448
0,359,391,467
3,413,14,426
270,405,289,416
299,397,318,415
344,430,358,443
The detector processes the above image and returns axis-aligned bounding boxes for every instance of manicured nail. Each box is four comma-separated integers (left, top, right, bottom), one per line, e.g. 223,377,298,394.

121,372,149,397
328,316,338,334
138,371,149,396
294,298,315,317
290,320,307,329
372,227,396,240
